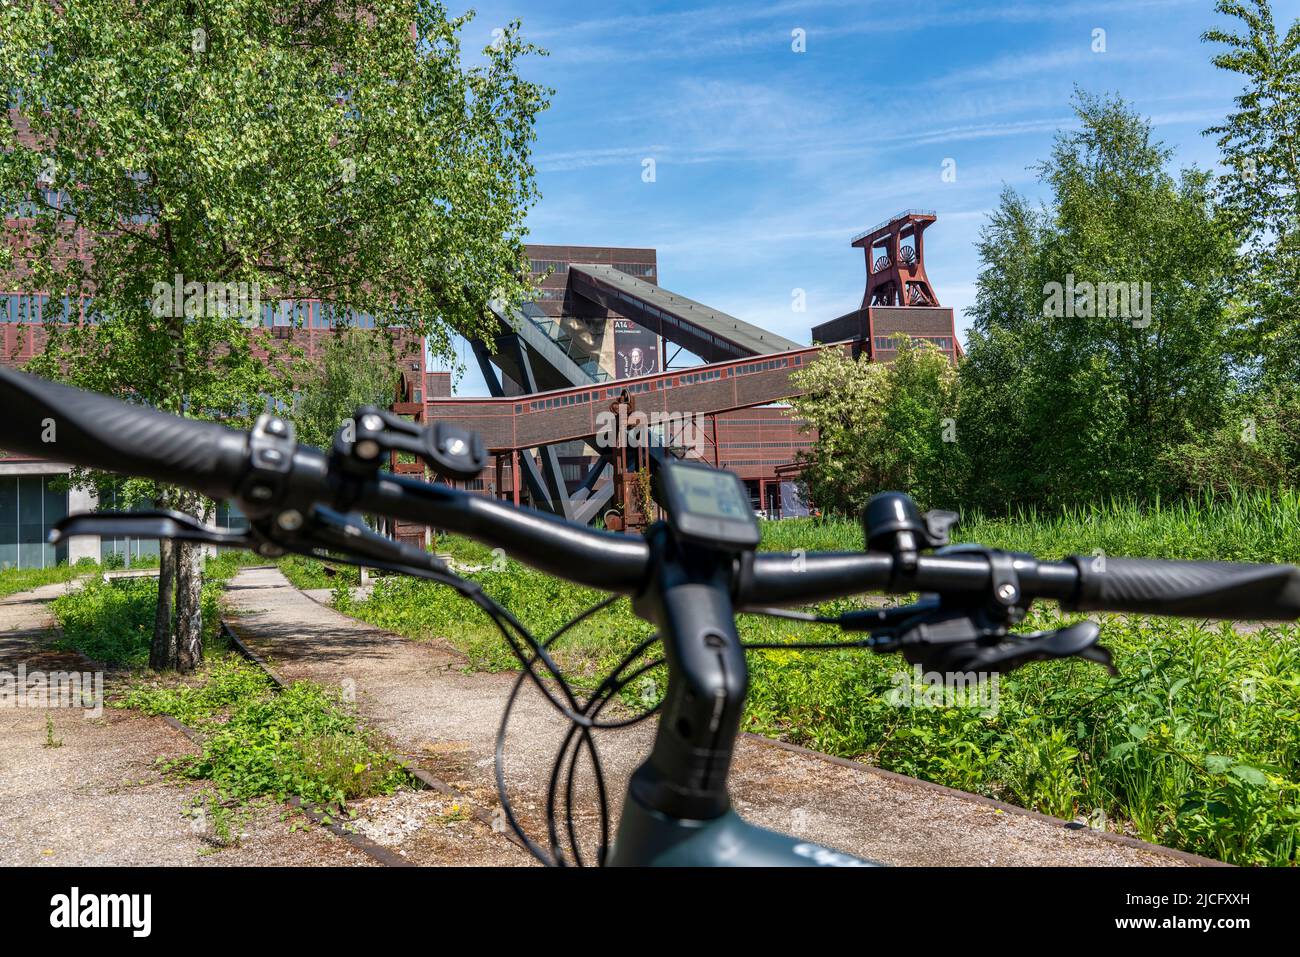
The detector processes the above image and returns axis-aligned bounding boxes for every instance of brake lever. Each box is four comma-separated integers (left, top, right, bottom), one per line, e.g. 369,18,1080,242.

275,504,452,576
49,510,257,550
838,600,1117,676
920,620,1118,677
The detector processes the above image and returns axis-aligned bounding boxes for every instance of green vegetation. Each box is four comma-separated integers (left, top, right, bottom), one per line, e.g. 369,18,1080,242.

49,552,263,667
291,327,402,452
1204,0,1300,386
277,555,359,591
741,608,1300,866
795,42,1300,516
2,0,549,672
278,493,1300,865
121,657,409,809
790,338,961,512
0,562,86,600
760,487,1300,564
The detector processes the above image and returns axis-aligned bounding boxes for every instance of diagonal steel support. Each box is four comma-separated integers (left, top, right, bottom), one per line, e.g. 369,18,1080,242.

472,337,573,520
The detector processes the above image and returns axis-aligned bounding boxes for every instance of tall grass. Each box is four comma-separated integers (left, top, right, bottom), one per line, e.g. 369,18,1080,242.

761,487,1300,563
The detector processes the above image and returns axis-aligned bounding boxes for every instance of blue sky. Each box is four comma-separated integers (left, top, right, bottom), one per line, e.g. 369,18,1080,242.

439,0,1300,394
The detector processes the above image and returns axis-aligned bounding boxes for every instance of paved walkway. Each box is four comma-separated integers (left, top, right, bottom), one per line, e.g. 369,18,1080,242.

224,566,1212,867
0,579,374,866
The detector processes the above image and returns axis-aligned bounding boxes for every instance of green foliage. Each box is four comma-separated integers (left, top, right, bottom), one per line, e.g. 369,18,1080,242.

43,713,63,749
0,0,549,368
1203,0,1300,382
743,609,1300,866
0,1,550,670
291,327,402,451
51,573,225,667
1160,384,1300,495
48,552,258,666
960,91,1238,510
278,554,359,591
790,337,963,513
121,657,409,807
759,487,1300,563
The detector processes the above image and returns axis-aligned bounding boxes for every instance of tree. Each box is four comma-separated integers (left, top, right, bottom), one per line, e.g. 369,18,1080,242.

292,327,402,452
959,92,1237,510
790,338,963,515
1,0,549,669
1203,0,1300,382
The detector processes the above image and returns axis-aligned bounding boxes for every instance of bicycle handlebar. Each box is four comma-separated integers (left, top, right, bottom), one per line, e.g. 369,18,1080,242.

0,365,249,500
4,364,1300,621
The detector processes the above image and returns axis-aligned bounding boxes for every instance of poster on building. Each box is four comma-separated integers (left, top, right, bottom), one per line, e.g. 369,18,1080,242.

613,318,659,379
780,481,810,518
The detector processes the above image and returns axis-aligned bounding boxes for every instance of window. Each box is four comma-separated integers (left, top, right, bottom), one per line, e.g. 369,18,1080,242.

0,474,69,570
612,262,655,278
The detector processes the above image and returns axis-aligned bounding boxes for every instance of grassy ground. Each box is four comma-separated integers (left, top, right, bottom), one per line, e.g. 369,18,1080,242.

27,549,409,818
120,656,411,811
0,562,87,599
48,550,266,667
762,487,1300,563
278,491,1300,865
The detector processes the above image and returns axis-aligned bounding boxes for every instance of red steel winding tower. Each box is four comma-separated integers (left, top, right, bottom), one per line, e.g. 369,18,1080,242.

854,209,939,308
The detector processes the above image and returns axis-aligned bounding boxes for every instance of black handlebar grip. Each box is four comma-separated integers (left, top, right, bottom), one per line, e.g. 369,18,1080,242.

0,366,251,500
1066,555,1300,620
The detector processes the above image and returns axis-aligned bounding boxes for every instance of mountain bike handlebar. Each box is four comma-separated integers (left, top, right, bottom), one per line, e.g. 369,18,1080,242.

4,364,1300,621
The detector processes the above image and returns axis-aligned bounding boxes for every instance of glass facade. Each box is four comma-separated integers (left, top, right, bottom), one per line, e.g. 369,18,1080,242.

0,474,69,570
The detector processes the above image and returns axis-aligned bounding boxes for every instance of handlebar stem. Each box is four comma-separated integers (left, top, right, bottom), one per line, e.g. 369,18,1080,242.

621,524,749,825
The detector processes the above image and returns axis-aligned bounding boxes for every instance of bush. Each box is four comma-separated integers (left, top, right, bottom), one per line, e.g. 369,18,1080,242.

49,551,254,666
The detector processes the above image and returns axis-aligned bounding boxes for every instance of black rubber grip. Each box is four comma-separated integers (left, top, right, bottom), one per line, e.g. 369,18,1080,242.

0,366,250,499
1067,556,1300,620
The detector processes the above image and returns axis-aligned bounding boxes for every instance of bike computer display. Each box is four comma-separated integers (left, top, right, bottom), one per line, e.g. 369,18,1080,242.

657,458,761,550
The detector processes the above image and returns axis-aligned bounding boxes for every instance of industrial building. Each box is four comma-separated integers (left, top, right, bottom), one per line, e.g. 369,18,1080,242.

2,208,959,563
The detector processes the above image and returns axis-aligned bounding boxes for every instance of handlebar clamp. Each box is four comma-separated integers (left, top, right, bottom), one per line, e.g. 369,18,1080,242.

332,406,487,484
238,414,298,519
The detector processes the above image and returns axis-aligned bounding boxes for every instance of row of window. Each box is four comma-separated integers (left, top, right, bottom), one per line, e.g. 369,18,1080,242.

9,188,72,219
0,474,68,571
720,441,814,449
529,260,655,279
612,262,655,278
873,335,954,352
527,390,595,412
717,418,808,427
733,355,801,376
530,260,570,275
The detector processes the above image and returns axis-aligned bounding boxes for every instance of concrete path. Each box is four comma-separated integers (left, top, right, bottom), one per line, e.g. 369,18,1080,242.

225,566,1213,867
0,579,375,866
